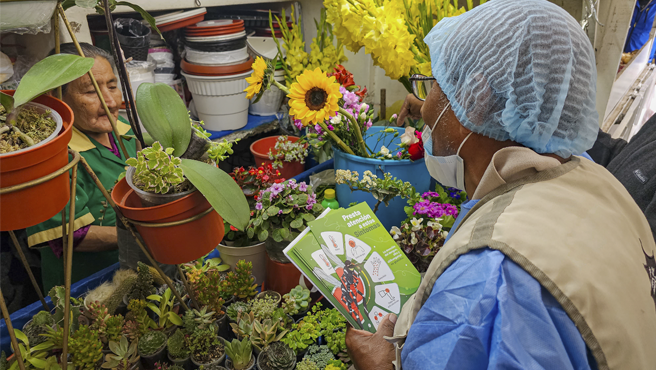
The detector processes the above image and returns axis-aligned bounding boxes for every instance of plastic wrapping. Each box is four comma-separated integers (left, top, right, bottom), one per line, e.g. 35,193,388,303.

0,52,14,84
185,46,249,66
115,18,151,61
0,0,55,34
126,59,156,100
148,48,175,73
309,169,336,190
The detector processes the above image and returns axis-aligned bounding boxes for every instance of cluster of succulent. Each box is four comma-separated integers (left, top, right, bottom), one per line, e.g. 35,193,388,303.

262,342,296,370
295,359,320,370
223,260,257,300
226,301,250,322
22,311,54,346
303,345,335,369
183,306,216,333
250,295,278,321
189,325,223,364
101,336,139,370
224,338,253,370
138,330,166,357
128,262,156,301
250,318,288,351
167,329,190,361
282,285,311,315
280,317,321,354
69,325,104,370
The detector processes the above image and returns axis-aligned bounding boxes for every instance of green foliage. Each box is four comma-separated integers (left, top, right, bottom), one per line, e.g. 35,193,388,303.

128,262,155,301
223,260,257,300
230,312,255,339
180,159,250,230
8,329,51,370
126,142,185,194
263,342,295,370
0,54,94,114
282,285,311,315
226,301,250,322
223,338,252,370
136,83,191,156
126,299,155,339
303,345,334,369
23,311,53,346
250,295,278,321
325,359,348,370
138,331,166,356
251,318,288,351
31,311,54,327
267,136,308,169
121,320,141,343
189,326,222,363
186,267,226,318
167,329,190,360
146,288,184,330
48,286,83,332
295,359,319,370
69,325,103,370
183,306,216,334
280,318,321,354
101,336,139,369
335,170,417,212
105,315,125,344
248,180,324,245
206,138,238,163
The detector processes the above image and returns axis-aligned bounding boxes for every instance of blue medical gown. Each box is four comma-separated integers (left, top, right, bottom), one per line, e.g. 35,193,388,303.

401,200,597,369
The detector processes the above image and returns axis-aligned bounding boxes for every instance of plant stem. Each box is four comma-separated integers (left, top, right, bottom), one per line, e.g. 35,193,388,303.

0,126,9,135
339,107,369,157
373,200,382,213
12,126,34,146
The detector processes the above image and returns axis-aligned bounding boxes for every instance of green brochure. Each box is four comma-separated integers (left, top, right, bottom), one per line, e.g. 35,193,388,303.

284,203,421,333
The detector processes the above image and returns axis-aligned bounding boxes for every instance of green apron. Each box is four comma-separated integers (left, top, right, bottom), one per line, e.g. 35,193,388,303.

26,117,137,292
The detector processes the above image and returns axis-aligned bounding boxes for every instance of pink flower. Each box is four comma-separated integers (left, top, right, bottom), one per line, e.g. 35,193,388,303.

255,202,263,210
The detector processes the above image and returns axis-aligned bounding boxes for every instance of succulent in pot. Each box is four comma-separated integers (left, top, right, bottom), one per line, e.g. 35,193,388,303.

226,301,250,323
189,325,225,366
101,336,140,369
22,311,54,346
223,338,254,370
182,306,217,334
259,342,296,370
230,311,255,340
69,325,104,370
138,331,167,356
250,295,278,322
250,318,288,352
146,288,184,332
0,54,93,154
302,345,335,369
167,328,190,361
282,285,311,315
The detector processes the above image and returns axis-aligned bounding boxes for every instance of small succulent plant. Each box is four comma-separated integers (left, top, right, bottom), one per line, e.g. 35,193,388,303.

226,301,250,322
105,314,125,344
295,359,319,370
250,295,278,321
230,311,255,339
23,311,54,346
251,318,287,351
282,285,311,315
126,141,185,194
101,336,139,370
189,326,223,364
223,338,252,370
190,306,216,330
128,262,155,302
303,345,334,369
325,360,348,370
264,342,295,370
167,329,190,360
69,325,104,370
138,331,166,356
224,260,257,300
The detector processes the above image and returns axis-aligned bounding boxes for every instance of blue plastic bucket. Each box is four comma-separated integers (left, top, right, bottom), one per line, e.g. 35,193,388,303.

333,126,431,230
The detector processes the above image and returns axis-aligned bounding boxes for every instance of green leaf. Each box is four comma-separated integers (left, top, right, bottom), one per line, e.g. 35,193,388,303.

0,92,14,113
75,0,97,8
302,213,315,222
272,229,283,242
247,228,255,239
258,229,269,241
267,206,280,217
279,228,290,240
142,132,155,146
116,1,163,38
253,217,262,227
180,159,250,230
13,54,94,108
168,313,183,326
290,218,303,229
14,329,28,345
136,83,191,156
216,264,230,272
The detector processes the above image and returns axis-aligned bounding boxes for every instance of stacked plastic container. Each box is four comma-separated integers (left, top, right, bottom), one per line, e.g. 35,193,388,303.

181,19,252,131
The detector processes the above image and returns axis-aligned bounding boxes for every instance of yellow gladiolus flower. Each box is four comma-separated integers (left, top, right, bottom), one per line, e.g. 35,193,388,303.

244,56,267,99
288,68,342,126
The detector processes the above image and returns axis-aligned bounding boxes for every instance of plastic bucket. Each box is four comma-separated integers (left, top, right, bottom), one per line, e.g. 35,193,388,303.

249,73,285,116
333,126,431,230
250,136,304,180
216,242,266,286
182,70,250,131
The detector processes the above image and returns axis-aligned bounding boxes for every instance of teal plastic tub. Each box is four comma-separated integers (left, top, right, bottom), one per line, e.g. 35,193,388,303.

333,126,431,230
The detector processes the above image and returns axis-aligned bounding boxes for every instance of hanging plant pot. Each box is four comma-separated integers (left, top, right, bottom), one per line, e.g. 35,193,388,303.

0,92,74,231
216,241,266,286
250,136,304,180
111,177,225,264
263,252,313,296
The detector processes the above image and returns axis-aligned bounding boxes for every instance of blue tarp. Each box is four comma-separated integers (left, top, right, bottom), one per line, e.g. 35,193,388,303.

207,114,277,140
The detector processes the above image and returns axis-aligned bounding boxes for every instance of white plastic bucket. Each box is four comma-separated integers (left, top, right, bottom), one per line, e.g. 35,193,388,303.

249,72,285,116
185,46,249,66
182,70,251,131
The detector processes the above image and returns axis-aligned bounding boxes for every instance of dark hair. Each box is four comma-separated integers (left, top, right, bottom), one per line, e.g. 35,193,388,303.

48,42,115,95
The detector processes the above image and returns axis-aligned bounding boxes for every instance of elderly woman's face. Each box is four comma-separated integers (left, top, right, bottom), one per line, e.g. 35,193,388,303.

421,82,460,157
63,57,120,135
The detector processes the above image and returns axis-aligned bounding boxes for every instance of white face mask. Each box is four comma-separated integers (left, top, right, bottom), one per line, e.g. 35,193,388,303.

422,103,473,190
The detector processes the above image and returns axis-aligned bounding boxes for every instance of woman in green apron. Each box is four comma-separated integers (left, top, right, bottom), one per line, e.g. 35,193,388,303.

27,43,137,292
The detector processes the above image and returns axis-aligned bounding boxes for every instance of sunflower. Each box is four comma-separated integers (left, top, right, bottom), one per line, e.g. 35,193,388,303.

288,68,342,126
244,57,267,99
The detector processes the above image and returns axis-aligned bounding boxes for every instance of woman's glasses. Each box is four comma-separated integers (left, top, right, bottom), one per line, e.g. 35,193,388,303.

410,74,436,101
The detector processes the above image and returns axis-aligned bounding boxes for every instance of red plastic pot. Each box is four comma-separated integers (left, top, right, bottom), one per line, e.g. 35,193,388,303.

0,92,74,231
111,177,225,264
250,136,304,181
263,252,313,295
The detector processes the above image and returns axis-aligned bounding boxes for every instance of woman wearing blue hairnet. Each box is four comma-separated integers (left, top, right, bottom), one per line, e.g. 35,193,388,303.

345,1,656,370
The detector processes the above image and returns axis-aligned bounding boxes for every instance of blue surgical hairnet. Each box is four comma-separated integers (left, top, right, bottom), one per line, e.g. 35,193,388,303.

424,0,598,157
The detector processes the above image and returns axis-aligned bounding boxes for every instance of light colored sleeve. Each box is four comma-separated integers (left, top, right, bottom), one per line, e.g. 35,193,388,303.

401,248,595,370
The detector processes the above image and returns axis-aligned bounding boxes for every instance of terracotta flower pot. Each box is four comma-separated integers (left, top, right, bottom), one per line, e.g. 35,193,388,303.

0,92,74,231
250,136,304,181
111,177,225,264
263,252,313,296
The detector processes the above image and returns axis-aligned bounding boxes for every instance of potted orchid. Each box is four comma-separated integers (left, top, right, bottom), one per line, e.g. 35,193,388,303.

391,185,467,272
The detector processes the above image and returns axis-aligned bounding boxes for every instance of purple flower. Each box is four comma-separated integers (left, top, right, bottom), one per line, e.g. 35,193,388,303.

314,124,323,135
278,210,283,215
298,182,308,192
327,124,334,131
306,204,313,210
396,151,403,158
255,202,263,210
307,193,317,206
293,119,304,130
421,191,440,199
365,119,373,129
270,183,284,196
288,179,298,190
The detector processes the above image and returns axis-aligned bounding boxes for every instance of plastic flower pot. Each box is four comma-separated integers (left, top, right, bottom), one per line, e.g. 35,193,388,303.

191,347,226,368
333,126,431,230
138,338,167,369
126,167,196,207
263,252,313,296
168,352,192,370
114,18,151,61
250,136,305,180
225,355,255,370
111,177,225,265
255,290,281,305
257,349,296,370
216,241,266,286
0,92,74,231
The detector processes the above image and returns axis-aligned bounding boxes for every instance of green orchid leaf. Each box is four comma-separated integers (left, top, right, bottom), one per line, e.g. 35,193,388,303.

0,92,14,113
180,159,250,230
168,312,183,326
216,264,230,272
116,1,163,38
136,83,191,156
75,0,97,8
13,54,95,108
13,329,28,345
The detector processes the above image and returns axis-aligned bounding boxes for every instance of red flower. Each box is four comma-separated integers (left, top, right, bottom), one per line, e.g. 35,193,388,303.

354,86,367,101
408,142,424,161
329,65,355,88
230,225,239,231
